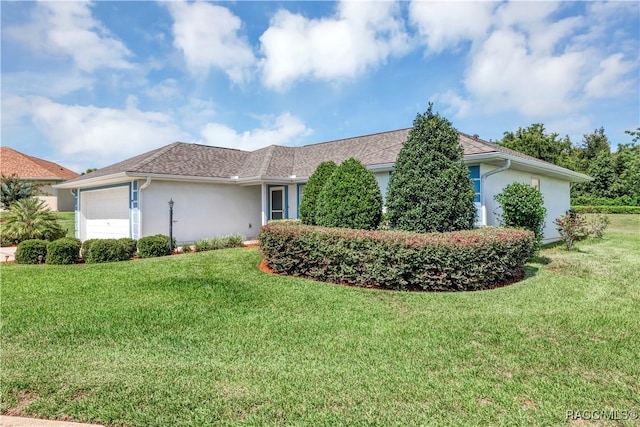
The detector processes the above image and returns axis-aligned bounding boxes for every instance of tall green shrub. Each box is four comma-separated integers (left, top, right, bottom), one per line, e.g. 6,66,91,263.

386,104,476,233
494,183,547,243
315,158,382,230
299,161,338,225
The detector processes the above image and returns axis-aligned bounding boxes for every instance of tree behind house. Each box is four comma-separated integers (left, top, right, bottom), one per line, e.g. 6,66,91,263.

386,104,476,233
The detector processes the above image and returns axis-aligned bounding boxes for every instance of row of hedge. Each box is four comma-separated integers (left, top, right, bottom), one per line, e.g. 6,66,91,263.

571,195,639,207
572,205,640,214
15,235,175,265
259,221,537,292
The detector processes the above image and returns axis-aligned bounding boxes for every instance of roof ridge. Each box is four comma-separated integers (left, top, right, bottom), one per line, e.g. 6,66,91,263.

299,128,411,148
129,142,184,172
257,145,277,176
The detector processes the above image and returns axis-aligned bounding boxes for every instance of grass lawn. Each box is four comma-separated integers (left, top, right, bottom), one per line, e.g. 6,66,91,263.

1,215,639,426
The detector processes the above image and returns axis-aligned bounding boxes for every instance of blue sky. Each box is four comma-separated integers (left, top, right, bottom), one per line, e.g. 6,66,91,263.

2,1,639,173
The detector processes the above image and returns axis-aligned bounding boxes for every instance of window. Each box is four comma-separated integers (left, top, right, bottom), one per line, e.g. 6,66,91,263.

269,186,285,220
531,178,540,191
468,166,481,204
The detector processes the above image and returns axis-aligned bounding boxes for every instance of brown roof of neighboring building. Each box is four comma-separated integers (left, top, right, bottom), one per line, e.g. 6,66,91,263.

0,146,79,180
61,128,586,185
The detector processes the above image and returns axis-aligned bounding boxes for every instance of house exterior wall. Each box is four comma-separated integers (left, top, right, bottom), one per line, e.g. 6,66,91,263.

140,181,261,243
34,182,74,212
373,171,391,202
482,166,569,242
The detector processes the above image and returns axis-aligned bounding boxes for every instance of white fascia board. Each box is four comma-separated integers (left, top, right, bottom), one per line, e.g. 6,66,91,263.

367,163,394,172
53,172,129,189
126,173,233,184
464,153,592,182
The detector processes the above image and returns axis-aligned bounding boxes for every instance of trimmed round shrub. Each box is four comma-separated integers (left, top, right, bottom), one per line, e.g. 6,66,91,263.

118,237,138,258
299,161,338,225
386,104,476,233
315,158,383,230
46,237,81,265
137,234,172,258
495,182,547,244
81,239,100,260
15,239,48,264
86,239,129,264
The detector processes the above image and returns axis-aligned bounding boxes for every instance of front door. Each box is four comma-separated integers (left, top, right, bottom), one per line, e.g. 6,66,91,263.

270,187,285,220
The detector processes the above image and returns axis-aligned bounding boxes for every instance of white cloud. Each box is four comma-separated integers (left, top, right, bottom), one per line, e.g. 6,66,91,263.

420,1,638,120
259,0,410,90
585,54,637,99
409,1,495,53
28,97,190,167
200,113,311,151
4,1,132,72
166,1,256,83
145,78,181,100
1,71,93,98
464,28,587,117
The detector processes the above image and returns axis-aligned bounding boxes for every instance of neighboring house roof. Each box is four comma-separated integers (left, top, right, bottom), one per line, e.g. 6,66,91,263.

0,146,79,181
57,128,591,188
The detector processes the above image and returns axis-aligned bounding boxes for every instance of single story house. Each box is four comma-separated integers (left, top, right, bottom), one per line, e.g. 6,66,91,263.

0,146,79,211
55,129,591,243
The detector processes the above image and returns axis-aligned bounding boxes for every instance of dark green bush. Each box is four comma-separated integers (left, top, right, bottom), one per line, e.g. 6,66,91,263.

118,238,138,258
46,237,81,265
315,158,382,230
572,205,640,214
15,239,48,264
495,183,547,244
86,239,129,263
81,239,100,260
299,161,338,225
571,195,639,207
259,222,536,292
138,234,172,258
386,104,476,233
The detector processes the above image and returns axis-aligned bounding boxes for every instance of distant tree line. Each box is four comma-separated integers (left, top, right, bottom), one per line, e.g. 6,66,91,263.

498,124,640,206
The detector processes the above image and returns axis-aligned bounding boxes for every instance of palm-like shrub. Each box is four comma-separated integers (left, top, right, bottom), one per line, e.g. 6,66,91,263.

386,104,476,233
2,198,66,243
315,158,383,230
299,161,337,225
1,174,39,209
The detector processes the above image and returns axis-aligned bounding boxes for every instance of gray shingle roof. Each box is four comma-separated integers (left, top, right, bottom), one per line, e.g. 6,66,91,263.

63,128,574,184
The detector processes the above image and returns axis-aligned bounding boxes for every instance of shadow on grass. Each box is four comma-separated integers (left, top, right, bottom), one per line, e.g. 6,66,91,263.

529,255,551,265
524,264,540,279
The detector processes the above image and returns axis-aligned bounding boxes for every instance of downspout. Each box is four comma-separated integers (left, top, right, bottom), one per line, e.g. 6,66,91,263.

139,176,152,191
480,159,511,226
137,176,152,239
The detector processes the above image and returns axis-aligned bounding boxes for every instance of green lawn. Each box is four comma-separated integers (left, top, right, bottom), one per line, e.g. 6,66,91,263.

1,216,639,426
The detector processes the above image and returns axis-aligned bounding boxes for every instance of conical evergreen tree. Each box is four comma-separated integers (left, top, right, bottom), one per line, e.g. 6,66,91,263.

299,161,337,225
386,104,476,233
315,158,382,230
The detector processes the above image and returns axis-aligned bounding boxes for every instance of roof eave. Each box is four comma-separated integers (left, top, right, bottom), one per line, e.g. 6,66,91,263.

464,153,593,182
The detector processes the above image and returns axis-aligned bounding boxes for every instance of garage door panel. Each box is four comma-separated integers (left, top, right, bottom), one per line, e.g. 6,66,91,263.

82,186,130,239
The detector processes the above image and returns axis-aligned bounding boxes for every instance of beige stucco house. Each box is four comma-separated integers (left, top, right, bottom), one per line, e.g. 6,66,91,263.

0,146,79,211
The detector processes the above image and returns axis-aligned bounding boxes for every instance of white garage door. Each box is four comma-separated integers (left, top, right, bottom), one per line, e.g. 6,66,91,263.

82,187,130,239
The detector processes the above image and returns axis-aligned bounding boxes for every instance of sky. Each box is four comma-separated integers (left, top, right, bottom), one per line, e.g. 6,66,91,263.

1,0,639,173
